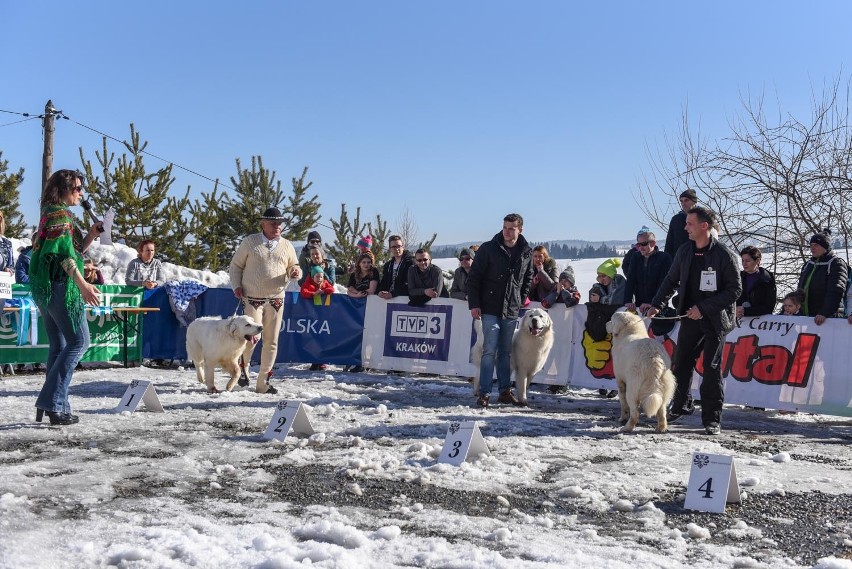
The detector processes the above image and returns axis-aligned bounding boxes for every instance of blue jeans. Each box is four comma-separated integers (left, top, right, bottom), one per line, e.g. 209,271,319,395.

35,282,90,414
478,314,516,395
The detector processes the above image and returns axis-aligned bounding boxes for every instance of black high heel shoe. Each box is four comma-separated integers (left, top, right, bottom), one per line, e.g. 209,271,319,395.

35,409,79,425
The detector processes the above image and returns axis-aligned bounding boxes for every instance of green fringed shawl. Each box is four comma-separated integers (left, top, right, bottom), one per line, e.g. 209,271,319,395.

29,204,85,330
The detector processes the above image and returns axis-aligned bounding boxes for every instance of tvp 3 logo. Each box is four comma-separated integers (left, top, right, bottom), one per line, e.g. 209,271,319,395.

384,305,453,360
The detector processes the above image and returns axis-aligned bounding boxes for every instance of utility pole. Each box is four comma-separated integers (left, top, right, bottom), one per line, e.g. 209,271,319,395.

41,99,55,192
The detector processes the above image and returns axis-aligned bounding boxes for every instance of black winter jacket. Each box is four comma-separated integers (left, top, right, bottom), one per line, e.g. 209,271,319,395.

467,232,533,319
798,252,848,318
651,237,742,335
665,211,689,256
378,250,415,297
736,267,777,316
623,248,672,306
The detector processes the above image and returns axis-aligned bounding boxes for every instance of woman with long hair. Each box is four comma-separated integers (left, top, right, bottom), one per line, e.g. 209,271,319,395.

30,170,102,425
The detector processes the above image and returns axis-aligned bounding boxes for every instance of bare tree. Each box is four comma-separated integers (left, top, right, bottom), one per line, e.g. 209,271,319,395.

396,207,437,252
638,76,852,298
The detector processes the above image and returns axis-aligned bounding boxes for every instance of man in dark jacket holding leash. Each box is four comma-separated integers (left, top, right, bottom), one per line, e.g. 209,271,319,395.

647,206,742,435
467,213,533,407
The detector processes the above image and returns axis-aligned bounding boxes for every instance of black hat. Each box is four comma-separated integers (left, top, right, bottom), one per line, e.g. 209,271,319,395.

810,232,832,251
260,207,286,222
307,230,322,242
679,189,698,201
459,247,475,260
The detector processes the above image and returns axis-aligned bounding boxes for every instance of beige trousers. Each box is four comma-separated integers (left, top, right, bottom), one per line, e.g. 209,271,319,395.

240,297,285,392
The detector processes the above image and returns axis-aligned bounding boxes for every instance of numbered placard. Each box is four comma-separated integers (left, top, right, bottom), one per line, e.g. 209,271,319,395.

684,452,740,513
438,421,491,466
263,400,316,441
115,380,165,413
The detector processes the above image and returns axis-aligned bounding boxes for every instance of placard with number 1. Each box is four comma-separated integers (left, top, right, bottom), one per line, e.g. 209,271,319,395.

115,380,165,413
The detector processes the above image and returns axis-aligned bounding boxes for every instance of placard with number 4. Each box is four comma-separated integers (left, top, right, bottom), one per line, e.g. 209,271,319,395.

684,452,740,513
115,380,165,413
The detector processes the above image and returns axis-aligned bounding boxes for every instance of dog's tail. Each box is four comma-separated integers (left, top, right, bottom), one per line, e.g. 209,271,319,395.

640,358,676,418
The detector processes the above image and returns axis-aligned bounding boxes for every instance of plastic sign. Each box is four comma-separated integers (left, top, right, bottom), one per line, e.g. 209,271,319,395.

684,452,741,513
115,380,165,413
263,400,316,441
438,421,491,466
0,273,12,299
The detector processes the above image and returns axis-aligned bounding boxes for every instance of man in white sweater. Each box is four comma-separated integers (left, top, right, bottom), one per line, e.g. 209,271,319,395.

230,208,302,394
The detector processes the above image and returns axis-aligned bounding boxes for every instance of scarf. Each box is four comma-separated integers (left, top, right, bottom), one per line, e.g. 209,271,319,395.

29,204,85,330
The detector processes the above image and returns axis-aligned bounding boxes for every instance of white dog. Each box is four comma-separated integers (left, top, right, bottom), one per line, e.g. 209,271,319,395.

511,308,555,406
186,315,263,393
606,311,676,433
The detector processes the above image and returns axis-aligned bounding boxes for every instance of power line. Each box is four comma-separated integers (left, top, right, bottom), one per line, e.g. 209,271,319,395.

0,108,42,117
0,116,40,128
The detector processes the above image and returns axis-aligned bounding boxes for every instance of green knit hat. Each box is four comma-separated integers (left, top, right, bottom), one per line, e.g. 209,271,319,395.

596,258,621,278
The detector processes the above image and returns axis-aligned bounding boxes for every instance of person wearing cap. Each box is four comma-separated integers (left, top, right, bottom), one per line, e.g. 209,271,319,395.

665,189,698,256
541,266,581,309
595,258,626,305
797,230,848,325
298,231,336,282
646,206,741,436
622,225,652,278
230,207,302,394
300,264,336,299
449,247,476,301
623,231,672,314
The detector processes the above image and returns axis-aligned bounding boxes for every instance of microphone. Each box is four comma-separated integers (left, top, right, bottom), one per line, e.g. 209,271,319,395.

81,199,104,233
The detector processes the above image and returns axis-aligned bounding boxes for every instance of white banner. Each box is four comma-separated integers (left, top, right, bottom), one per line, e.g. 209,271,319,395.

361,299,852,417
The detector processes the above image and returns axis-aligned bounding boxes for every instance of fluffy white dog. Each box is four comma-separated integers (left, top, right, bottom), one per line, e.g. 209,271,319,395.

511,308,555,406
186,315,263,393
606,311,676,433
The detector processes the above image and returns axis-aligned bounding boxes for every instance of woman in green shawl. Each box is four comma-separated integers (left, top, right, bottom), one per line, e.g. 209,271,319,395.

30,170,102,426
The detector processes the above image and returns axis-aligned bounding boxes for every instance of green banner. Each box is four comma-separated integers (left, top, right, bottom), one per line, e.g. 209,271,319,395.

1,284,145,365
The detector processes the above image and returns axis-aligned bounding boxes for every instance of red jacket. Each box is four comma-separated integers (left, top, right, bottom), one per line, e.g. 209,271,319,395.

300,278,335,298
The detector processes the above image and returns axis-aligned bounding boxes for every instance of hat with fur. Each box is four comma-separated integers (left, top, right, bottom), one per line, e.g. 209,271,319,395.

307,231,322,243
558,266,576,286
810,230,832,251
459,247,475,260
357,235,373,251
596,258,621,278
259,207,286,221
679,188,698,202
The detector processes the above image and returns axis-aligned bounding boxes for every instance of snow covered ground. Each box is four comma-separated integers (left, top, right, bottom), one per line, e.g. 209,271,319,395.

2,239,851,568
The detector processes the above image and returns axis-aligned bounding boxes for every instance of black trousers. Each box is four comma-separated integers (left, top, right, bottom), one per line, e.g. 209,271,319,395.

671,318,727,425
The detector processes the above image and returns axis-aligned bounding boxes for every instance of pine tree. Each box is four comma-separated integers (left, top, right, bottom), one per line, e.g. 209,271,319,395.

327,204,370,273
219,158,321,268
171,183,232,271
78,124,182,249
0,152,27,237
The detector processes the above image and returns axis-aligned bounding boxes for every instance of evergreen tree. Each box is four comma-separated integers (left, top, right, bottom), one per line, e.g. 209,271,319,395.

0,152,27,237
367,214,389,264
219,158,321,268
172,183,232,271
327,204,369,273
78,125,184,249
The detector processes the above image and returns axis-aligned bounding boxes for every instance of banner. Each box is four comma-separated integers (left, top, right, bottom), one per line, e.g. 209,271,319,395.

277,291,364,365
0,284,144,364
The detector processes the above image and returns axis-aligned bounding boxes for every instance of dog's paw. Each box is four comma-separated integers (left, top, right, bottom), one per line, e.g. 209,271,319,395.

619,425,635,433
619,417,628,426
655,425,669,434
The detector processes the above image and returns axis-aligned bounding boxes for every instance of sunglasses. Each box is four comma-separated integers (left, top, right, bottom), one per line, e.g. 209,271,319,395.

309,239,321,244
636,241,651,247
415,258,430,263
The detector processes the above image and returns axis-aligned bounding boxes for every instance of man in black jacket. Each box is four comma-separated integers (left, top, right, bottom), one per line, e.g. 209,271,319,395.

664,189,698,256
798,232,848,325
647,207,742,435
467,213,533,407
377,235,414,300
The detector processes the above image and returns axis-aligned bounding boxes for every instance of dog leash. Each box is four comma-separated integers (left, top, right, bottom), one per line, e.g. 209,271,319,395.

647,314,689,321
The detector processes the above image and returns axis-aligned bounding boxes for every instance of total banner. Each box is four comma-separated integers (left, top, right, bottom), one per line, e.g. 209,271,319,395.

0,284,144,364
362,299,852,417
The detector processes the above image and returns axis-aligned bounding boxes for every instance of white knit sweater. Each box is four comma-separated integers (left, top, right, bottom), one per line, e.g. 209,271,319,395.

229,234,299,298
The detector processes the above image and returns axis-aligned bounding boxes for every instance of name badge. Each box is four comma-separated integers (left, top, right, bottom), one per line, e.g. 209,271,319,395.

700,268,717,292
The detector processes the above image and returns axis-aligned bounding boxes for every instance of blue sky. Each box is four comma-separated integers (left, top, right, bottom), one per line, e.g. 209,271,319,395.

1,1,849,245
